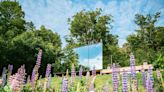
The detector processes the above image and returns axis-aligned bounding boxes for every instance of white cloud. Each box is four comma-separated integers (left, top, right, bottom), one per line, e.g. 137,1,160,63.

94,0,163,46
20,0,88,47
81,54,103,70
19,0,164,47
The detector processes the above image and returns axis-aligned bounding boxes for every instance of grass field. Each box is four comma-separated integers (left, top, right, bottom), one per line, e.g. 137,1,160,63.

31,71,163,92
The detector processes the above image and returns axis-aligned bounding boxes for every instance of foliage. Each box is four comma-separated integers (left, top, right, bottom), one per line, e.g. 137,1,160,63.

0,1,65,76
66,9,125,68
10,25,62,76
0,1,26,71
0,1,81,75
125,12,164,68
0,0,163,77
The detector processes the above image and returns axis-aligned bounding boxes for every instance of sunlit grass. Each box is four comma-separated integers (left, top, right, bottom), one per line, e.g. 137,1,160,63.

35,71,164,92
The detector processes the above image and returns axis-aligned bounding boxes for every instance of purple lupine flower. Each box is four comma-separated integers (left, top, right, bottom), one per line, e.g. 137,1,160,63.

71,64,76,78
141,67,146,88
31,65,37,90
130,53,138,92
45,64,51,77
130,53,136,79
146,67,154,92
79,66,83,80
62,77,68,92
36,49,42,68
156,69,161,80
44,64,51,92
112,63,119,92
92,66,96,76
32,49,42,79
70,64,76,87
30,49,43,91
8,64,13,74
122,69,128,92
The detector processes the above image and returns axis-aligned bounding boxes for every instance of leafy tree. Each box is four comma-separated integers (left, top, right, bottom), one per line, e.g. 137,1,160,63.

0,1,26,72
133,12,160,50
126,12,164,68
0,1,79,75
66,9,122,69
56,47,78,73
8,26,62,76
0,1,25,38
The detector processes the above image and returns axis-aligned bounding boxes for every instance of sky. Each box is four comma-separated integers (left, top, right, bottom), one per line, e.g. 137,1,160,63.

74,43,102,69
19,0,164,47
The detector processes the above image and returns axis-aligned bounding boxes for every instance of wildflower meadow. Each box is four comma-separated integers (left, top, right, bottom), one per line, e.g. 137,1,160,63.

0,0,164,92
0,50,163,92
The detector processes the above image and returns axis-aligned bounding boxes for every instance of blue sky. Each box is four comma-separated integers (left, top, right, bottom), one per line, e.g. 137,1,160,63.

19,0,164,47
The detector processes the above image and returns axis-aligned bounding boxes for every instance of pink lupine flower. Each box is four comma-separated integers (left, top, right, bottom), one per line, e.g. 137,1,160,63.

9,74,21,91
8,65,26,92
0,79,2,86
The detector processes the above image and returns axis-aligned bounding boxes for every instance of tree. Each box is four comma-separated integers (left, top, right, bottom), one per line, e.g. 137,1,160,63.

66,9,121,69
0,1,79,75
56,46,79,73
126,12,164,68
0,1,26,72
134,12,160,50
8,26,62,75
0,1,26,38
